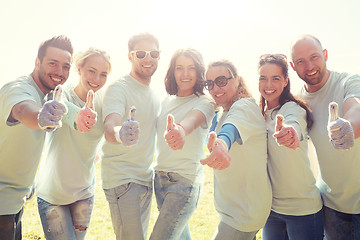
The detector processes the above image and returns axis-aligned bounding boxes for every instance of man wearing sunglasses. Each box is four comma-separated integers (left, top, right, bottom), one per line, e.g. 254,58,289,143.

102,32,161,240
291,34,360,240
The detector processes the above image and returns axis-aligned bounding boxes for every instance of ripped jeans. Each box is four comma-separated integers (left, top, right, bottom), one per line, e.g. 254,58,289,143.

37,196,94,240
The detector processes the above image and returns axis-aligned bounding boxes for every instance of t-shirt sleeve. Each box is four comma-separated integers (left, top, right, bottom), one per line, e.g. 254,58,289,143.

193,95,217,129
102,81,127,120
0,82,40,125
344,74,360,101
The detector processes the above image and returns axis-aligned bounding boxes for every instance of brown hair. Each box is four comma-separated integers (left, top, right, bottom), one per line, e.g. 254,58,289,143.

37,35,73,62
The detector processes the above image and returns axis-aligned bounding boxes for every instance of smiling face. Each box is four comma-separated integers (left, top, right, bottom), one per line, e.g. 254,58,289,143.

75,55,110,101
174,55,197,97
35,46,72,94
129,39,159,85
291,38,329,92
206,65,239,111
258,63,288,109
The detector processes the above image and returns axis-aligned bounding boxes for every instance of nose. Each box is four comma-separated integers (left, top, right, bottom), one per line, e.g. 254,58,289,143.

305,61,314,70
184,68,189,77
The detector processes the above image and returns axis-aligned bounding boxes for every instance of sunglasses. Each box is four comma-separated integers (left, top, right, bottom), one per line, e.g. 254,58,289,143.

260,54,287,61
204,76,233,90
130,50,160,59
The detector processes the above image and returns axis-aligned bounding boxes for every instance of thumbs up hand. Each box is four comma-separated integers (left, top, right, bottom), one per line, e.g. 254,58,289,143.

114,106,140,146
327,102,354,150
164,114,186,150
273,115,300,150
200,131,231,170
38,85,68,132
75,90,97,132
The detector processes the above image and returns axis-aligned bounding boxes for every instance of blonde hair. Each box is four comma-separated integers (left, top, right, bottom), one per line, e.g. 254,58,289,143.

74,47,111,73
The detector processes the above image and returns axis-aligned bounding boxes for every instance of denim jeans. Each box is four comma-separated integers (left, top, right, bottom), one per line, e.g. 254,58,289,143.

149,171,202,240
104,182,152,240
37,196,94,240
324,206,360,240
0,208,23,240
262,209,324,240
212,221,258,240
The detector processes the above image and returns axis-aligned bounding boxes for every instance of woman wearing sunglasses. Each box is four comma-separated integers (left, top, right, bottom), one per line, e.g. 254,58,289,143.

149,48,216,240
258,54,323,240
36,47,111,240
201,60,272,240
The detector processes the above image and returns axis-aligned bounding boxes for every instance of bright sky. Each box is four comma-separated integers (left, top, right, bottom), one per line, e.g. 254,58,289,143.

1,0,359,100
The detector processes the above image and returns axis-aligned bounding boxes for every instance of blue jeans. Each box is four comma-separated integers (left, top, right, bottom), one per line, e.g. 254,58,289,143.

0,209,23,240
212,221,258,240
324,206,360,240
149,171,202,240
37,196,94,240
104,182,152,240
262,209,324,240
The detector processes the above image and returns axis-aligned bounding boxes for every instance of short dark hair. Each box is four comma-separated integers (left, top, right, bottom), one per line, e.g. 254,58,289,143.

165,48,205,96
128,32,159,52
37,35,73,62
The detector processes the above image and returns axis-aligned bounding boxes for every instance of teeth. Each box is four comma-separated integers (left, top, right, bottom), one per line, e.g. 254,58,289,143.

215,93,225,97
265,90,275,94
181,79,191,82
52,77,61,82
143,65,152,68
307,71,317,76
89,82,98,87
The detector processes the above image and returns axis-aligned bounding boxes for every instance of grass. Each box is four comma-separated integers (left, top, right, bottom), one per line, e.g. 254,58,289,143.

22,162,262,239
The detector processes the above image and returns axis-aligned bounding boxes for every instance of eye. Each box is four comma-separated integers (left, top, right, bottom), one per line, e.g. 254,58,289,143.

274,77,281,81
89,69,95,74
259,76,266,81
101,73,108,78
312,55,319,60
63,65,70,71
175,66,183,71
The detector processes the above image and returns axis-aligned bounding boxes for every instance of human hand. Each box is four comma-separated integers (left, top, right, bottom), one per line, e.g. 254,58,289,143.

75,90,97,132
38,85,68,132
273,115,300,150
200,131,231,170
164,114,186,150
114,106,140,146
327,102,354,150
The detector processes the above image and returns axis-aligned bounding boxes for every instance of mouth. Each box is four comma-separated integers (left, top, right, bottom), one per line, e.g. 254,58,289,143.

50,75,63,83
214,93,225,97
264,90,275,94
143,64,153,68
181,79,192,82
88,82,99,88
306,70,318,77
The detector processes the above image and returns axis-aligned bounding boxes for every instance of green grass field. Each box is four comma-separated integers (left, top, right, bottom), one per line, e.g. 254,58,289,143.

22,162,262,240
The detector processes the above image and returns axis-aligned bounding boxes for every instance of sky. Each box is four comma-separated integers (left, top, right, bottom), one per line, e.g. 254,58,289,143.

0,0,359,100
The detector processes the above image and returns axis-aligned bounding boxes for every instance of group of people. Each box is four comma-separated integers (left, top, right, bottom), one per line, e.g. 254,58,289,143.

0,32,359,240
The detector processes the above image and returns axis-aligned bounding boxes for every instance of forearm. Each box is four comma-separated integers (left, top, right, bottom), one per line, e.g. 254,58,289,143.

10,100,41,129
179,110,206,136
104,113,122,144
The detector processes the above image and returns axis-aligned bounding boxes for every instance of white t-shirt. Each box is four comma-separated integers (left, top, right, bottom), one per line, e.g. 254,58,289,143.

213,98,272,232
0,75,46,214
300,71,360,214
101,75,160,189
156,94,216,184
265,101,322,215
36,84,104,205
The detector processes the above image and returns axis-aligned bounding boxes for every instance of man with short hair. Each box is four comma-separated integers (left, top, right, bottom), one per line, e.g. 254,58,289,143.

291,34,360,239
0,35,73,240
102,33,161,240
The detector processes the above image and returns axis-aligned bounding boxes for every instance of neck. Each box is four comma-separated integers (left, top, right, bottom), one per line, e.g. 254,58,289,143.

305,69,331,93
130,71,151,86
31,70,49,94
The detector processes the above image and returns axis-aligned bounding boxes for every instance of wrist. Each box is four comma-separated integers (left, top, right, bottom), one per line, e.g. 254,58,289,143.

177,123,186,136
216,138,228,152
114,126,122,144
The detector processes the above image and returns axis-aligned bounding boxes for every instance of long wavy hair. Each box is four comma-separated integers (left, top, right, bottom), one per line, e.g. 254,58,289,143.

258,54,313,130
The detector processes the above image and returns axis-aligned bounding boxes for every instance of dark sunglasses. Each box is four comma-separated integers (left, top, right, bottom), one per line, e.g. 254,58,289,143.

204,76,233,90
260,54,287,61
130,50,160,59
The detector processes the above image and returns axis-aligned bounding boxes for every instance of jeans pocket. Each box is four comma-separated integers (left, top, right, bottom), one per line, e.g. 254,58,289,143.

114,182,133,200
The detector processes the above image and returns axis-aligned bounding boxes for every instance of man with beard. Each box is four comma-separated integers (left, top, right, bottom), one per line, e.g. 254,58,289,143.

0,35,73,240
101,33,160,240
291,34,360,240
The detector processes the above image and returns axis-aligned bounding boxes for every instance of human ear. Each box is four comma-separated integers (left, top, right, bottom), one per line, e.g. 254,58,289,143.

323,49,328,61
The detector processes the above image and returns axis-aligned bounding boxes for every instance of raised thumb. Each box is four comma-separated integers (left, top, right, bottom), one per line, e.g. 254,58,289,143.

208,131,217,151
85,90,95,110
328,102,339,122
275,115,284,132
53,84,63,101
167,114,175,131
129,106,136,121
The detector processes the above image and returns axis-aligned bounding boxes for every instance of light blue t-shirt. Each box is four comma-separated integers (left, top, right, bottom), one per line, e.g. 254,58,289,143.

265,101,322,215
36,84,104,205
156,94,216,184
101,75,160,189
213,98,272,232
0,75,46,214
300,71,360,214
